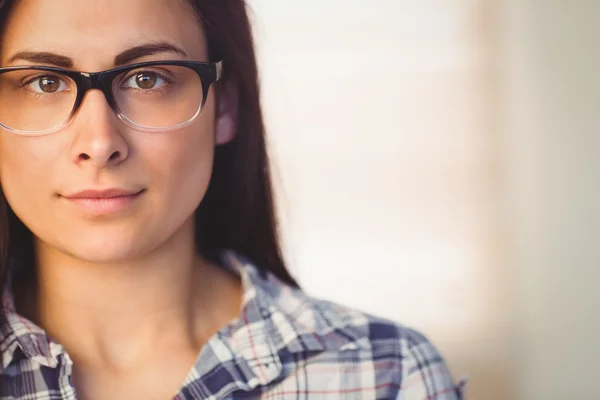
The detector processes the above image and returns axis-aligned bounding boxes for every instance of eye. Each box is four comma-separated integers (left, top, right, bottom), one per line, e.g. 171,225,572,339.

124,71,167,90
27,75,68,94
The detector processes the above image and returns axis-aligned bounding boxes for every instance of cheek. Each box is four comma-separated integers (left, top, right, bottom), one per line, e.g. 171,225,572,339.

0,136,64,221
147,121,216,218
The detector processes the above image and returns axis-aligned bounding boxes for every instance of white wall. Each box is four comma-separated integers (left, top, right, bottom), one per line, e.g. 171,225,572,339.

501,1,600,399
250,1,513,399
250,1,600,398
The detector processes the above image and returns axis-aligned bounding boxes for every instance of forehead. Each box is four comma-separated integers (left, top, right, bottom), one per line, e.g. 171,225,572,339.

0,0,207,68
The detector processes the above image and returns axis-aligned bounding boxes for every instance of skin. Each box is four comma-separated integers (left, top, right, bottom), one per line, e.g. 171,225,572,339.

0,0,242,399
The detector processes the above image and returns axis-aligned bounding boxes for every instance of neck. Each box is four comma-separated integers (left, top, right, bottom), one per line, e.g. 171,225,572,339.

23,218,241,371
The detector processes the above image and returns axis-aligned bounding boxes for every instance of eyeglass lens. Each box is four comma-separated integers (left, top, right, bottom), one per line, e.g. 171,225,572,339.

0,65,205,133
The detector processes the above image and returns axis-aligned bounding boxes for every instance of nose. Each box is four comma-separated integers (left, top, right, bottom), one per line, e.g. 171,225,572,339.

69,90,129,168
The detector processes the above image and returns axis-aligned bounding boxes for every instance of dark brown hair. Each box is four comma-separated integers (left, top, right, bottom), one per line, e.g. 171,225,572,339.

189,0,296,286
0,0,298,312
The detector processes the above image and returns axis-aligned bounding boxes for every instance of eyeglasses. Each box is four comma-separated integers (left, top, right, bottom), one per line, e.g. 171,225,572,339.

0,60,223,135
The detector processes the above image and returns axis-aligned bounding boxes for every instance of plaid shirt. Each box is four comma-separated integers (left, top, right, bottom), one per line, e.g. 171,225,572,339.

0,251,466,399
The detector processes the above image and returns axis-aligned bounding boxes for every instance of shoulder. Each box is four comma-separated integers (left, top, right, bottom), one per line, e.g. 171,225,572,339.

259,273,465,399
223,251,465,398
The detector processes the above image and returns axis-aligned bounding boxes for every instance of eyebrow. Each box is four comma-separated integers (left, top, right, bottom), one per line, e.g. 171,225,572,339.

114,42,188,65
6,42,188,68
6,51,73,68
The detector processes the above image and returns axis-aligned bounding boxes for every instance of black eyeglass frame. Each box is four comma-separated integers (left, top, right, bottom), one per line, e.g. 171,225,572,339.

0,60,223,135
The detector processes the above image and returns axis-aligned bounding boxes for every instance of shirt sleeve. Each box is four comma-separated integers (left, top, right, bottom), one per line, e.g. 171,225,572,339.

395,328,467,400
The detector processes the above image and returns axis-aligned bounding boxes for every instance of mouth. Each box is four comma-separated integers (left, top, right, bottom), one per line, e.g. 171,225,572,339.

61,188,146,215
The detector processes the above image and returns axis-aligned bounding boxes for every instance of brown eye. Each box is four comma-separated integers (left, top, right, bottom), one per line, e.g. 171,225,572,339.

36,75,62,93
134,72,158,89
122,71,167,91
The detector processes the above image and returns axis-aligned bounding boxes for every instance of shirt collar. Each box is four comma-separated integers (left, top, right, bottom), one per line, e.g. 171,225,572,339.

215,251,371,390
1,250,370,390
0,250,290,376
1,268,62,369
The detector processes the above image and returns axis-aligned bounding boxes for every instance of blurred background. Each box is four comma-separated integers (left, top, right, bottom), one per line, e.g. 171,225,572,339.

249,1,599,399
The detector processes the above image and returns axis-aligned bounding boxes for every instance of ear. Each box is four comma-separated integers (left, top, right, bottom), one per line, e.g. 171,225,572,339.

214,80,239,145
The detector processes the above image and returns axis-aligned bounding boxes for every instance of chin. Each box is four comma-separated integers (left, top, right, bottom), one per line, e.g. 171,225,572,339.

70,246,141,264
52,227,153,264
67,242,144,264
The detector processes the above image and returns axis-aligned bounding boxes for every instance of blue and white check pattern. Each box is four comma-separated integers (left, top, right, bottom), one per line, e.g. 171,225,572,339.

0,251,466,399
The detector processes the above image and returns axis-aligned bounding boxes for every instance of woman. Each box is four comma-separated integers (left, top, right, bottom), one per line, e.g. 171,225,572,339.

0,0,464,398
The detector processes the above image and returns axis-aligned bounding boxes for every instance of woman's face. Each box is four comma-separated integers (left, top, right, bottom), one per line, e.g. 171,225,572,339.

0,0,235,262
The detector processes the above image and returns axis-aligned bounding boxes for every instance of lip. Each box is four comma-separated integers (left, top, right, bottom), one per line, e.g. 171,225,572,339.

62,188,145,215
63,188,143,199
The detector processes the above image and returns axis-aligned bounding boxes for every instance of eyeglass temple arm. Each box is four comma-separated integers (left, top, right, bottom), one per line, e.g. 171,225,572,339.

215,61,223,82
